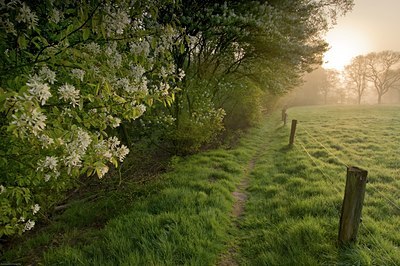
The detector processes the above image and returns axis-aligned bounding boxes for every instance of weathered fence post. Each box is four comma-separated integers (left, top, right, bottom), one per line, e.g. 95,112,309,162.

281,108,286,121
283,113,287,126
289,119,297,146
338,166,368,245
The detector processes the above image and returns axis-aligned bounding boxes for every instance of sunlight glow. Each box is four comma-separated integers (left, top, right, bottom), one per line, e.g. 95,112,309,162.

323,27,372,70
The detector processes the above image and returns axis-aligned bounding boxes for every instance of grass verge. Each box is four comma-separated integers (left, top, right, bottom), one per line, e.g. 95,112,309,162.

1,117,270,265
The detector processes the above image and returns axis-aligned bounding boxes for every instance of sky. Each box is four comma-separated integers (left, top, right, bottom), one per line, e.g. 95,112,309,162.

323,0,400,70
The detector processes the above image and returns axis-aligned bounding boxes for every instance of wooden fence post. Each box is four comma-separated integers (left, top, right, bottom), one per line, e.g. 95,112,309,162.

283,113,287,126
338,166,368,245
289,119,297,146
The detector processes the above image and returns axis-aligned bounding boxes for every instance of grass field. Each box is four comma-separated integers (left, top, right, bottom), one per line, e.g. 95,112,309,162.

238,105,400,265
2,105,400,265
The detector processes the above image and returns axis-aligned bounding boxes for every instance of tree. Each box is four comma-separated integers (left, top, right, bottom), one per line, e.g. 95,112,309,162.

365,51,400,104
0,0,179,237
318,69,340,104
144,0,354,153
345,55,368,104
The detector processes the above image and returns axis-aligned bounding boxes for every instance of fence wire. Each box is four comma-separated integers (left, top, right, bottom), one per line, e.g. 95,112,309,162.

296,125,400,212
295,140,344,196
360,217,399,266
288,119,399,264
300,127,350,168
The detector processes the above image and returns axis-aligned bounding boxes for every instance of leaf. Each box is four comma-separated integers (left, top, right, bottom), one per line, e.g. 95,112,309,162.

180,42,185,54
17,35,27,49
83,28,90,41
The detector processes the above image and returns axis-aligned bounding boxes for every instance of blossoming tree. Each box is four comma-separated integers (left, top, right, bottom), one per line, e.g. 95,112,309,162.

0,0,180,236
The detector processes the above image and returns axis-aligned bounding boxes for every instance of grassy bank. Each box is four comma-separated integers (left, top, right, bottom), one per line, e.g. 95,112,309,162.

2,117,272,265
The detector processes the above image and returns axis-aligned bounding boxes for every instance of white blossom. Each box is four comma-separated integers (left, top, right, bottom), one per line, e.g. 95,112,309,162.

116,145,129,162
178,68,185,81
49,8,63,24
44,174,51,182
97,165,109,178
85,42,101,55
71,69,85,82
116,78,136,93
58,83,80,107
37,156,58,171
105,8,131,35
129,40,150,56
27,75,52,105
64,152,82,172
107,136,120,150
94,141,113,160
76,128,92,153
44,171,59,182
23,219,35,232
38,134,54,149
11,108,47,136
0,185,5,194
31,204,40,215
39,66,57,84
107,115,121,128
131,65,146,81
16,3,38,29
19,216,25,222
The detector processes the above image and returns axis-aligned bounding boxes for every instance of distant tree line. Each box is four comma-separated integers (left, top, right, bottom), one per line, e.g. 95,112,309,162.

289,50,400,106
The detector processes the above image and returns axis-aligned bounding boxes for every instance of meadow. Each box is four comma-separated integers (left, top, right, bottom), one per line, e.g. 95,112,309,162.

2,105,400,265
238,105,400,265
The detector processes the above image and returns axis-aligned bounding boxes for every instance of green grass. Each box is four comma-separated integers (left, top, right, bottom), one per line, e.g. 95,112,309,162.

1,119,268,265
237,105,400,265
3,105,400,265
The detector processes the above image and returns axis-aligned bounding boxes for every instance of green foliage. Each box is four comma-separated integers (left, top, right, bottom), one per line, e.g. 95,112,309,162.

0,0,180,236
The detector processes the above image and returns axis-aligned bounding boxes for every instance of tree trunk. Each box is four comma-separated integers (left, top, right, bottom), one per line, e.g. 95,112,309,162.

357,95,361,104
378,94,382,104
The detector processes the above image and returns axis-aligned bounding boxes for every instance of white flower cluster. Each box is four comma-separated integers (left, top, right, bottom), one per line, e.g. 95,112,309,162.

84,42,101,55
105,42,123,68
18,202,39,232
22,219,35,232
105,8,131,35
0,11,17,35
107,115,121,128
58,83,80,107
95,136,130,163
38,134,54,149
129,39,150,57
26,75,52,105
16,2,38,29
49,8,63,24
39,66,57,84
131,65,146,82
63,128,92,174
37,156,60,181
71,69,85,82
31,204,40,215
178,68,185,81
11,107,47,136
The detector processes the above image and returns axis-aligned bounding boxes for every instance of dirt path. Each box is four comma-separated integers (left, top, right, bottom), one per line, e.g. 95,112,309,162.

218,158,256,266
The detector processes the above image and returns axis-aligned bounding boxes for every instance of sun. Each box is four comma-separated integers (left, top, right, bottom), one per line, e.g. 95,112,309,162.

323,27,372,70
